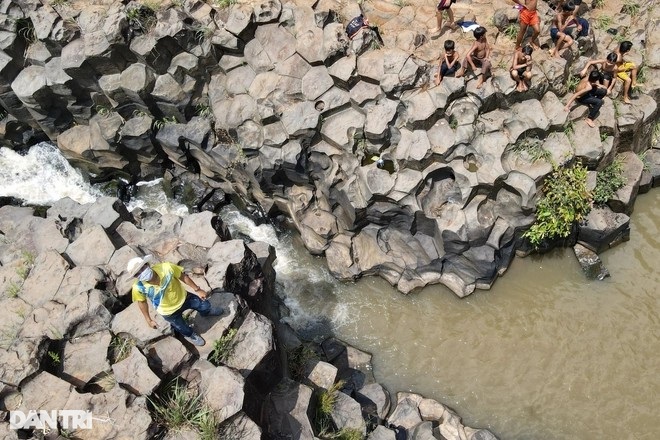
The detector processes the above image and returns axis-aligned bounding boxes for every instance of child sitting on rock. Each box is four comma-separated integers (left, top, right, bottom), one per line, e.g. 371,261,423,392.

435,40,460,85
456,26,492,89
580,52,618,96
510,45,533,92
564,70,608,128
615,40,638,104
550,1,578,58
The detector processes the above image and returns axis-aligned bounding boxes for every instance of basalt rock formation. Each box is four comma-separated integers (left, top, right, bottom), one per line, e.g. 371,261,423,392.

0,199,495,439
0,0,658,296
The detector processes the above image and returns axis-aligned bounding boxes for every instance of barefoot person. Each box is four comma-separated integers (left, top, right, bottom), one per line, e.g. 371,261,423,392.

127,255,223,346
564,70,607,128
435,39,460,84
456,26,492,89
550,2,578,58
430,0,457,35
615,40,638,104
580,52,618,96
510,45,533,91
512,0,541,50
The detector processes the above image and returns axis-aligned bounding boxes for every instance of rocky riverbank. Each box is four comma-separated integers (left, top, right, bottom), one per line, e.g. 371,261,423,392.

0,198,496,439
1,0,659,297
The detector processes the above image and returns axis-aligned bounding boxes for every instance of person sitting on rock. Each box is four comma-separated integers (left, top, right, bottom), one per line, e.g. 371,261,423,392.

580,52,618,96
127,254,222,346
430,0,457,36
512,0,541,50
563,70,608,128
614,40,638,104
510,45,533,92
456,26,492,89
435,39,460,85
550,1,578,58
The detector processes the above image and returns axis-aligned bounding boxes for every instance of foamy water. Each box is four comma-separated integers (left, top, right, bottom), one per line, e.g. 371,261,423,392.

0,143,103,205
0,143,188,215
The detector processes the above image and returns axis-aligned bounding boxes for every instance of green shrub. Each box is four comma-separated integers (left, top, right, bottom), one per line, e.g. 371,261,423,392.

208,328,237,365
565,74,581,93
636,65,648,84
593,159,626,205
523,163,591,248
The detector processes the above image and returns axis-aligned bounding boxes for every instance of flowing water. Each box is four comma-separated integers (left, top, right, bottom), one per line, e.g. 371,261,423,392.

2,144,658,439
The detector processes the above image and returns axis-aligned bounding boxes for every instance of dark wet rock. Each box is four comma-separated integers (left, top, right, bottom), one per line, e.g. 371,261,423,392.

263,378,315,440
573,243,610,280
577,207,630,254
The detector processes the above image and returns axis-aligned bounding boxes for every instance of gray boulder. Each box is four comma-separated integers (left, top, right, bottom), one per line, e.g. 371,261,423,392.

263,378,315,440
63,330,112,388
112,346,161,396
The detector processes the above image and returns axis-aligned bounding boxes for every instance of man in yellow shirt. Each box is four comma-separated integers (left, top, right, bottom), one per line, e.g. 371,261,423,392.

127,255,222,346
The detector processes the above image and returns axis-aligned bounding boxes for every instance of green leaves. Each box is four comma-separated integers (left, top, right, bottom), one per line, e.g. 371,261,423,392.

593,158,626,206
524,162,591,248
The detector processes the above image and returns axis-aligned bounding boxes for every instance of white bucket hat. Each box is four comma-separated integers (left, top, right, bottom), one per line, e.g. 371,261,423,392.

126,254,154,278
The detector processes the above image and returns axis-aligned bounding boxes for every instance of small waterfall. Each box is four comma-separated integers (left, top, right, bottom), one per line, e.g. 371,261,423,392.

0,143,103,205
0,143,187,215
219,204,353,339
0,142,349,339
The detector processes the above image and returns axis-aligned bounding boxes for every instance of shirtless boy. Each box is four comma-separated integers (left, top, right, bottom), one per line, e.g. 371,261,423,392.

564,70,608,128
456,26,492,89
512,0,541,50
580,52,618,96
435,40,460,85
510,46,533,91
550,2,578,58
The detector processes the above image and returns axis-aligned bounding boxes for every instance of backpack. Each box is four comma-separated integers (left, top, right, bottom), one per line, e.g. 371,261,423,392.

346,15,367,39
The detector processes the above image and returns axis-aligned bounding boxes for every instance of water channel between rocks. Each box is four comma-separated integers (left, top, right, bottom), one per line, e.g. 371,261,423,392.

2,145,657,440
225,191,659,440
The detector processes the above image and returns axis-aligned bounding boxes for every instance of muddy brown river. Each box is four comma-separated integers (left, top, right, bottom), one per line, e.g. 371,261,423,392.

225,190,659,440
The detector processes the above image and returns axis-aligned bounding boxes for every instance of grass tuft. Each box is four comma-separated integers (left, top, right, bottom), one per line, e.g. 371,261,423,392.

213,0,237,8
503,23,518,40
594,15,613,30
110,335,136,363
288,344,319,382
511,136,552,163
621,0,640,15
208,328,238,365
150,380,218,438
